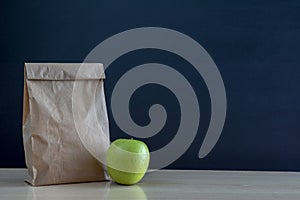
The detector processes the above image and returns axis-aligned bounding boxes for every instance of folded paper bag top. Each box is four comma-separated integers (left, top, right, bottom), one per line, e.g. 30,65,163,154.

25,63,106,80
22,63,110,186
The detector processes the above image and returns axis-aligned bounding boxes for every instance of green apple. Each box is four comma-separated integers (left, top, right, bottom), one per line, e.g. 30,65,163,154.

106,138,150,185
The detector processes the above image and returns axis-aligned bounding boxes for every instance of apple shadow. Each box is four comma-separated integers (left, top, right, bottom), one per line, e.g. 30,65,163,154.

107,181,148,200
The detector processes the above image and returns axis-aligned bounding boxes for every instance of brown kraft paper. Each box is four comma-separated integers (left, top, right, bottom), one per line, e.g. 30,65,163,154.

22,63,110,186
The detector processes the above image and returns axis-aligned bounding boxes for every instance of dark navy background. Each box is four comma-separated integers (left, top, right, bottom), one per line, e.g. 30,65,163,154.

1,0,300,170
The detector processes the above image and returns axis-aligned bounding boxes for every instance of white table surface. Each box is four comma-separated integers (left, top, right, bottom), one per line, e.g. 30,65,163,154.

1,169,300,200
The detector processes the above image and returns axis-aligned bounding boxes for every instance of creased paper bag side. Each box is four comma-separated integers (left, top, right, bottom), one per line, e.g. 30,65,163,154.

22,63,109,186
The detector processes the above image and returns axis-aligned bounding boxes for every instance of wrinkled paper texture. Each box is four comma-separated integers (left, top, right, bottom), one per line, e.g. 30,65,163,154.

22,63,110,186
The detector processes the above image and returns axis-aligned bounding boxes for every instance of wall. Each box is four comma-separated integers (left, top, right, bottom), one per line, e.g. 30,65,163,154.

1,0,300,170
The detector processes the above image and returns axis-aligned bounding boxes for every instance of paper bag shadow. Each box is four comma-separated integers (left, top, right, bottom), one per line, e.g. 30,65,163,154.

26,181,147,200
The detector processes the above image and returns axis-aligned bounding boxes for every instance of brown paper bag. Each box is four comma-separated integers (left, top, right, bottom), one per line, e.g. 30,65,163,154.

22,63,110,186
